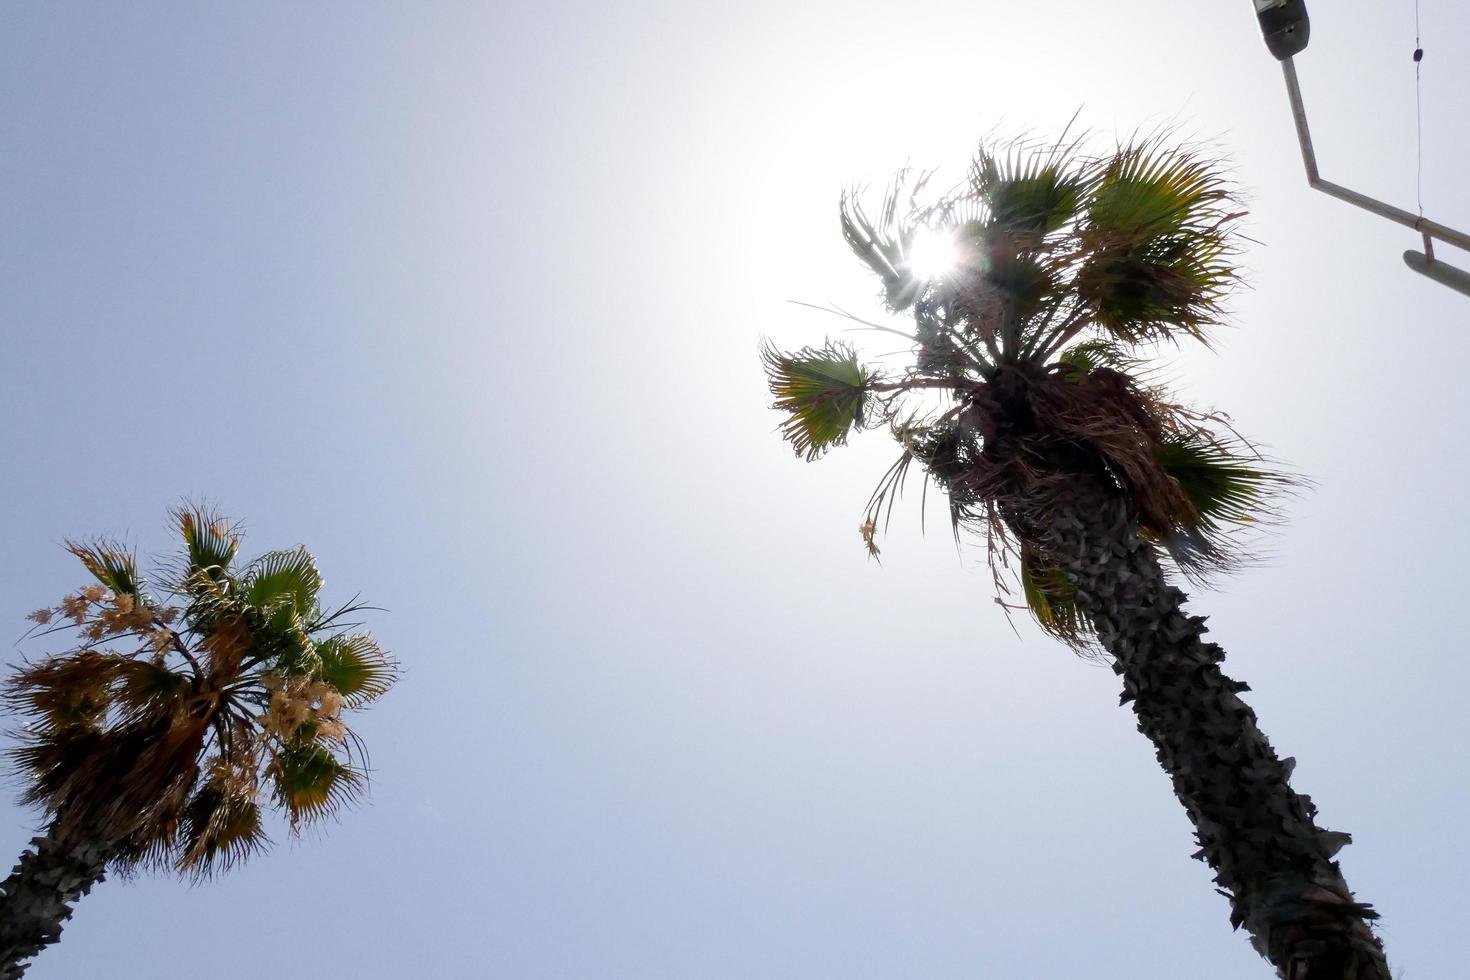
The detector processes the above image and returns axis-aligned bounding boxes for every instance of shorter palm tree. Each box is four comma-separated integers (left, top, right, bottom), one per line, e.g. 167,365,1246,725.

0,508,398,978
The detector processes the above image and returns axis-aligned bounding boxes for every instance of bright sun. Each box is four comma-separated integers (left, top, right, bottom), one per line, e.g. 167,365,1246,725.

905,227,960,281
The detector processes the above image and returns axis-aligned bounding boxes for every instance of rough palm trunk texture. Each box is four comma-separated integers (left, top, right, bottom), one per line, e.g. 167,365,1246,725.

0,830,111,979
1033,487,1390,980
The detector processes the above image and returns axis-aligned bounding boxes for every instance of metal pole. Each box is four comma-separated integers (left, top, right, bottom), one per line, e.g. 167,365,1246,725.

1281,58,1470,253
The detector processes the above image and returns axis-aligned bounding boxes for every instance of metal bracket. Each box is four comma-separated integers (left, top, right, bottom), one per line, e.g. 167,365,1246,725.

1280,58,1470,298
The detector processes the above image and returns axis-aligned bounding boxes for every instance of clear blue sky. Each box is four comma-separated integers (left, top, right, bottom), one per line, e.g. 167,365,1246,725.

2,2,1466,977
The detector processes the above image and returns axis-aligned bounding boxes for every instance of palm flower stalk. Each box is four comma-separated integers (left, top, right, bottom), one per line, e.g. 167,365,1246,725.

763,133,1390,979
0,508,398,978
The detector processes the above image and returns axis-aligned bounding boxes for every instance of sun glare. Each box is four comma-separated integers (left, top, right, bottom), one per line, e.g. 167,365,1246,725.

905,227,959,281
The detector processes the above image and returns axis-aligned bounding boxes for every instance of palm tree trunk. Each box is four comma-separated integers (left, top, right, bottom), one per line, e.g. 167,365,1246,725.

1029,482,1390,980
0,829,112,979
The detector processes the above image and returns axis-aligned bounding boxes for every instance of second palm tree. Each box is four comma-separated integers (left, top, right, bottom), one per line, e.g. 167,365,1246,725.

0,508,398,978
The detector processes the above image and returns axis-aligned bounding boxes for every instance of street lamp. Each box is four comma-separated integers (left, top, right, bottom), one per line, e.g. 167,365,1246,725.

1254,0,1309,60
1253,0,1470,298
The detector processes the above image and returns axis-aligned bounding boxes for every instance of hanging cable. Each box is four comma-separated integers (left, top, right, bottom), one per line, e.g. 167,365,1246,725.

1413,0,1424,217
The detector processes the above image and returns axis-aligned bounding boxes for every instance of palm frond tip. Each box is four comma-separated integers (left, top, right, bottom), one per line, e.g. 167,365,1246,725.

762,341,873,460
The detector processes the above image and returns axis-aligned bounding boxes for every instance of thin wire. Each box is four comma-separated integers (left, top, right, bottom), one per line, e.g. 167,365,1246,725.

1414,0,1424,217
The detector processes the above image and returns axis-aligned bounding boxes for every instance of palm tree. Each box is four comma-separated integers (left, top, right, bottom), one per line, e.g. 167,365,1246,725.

0,507,398,978
763,133,1390,979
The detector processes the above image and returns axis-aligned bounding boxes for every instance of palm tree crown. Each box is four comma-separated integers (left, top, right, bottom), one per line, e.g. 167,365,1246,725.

8,507,397,876
765,132,1285,643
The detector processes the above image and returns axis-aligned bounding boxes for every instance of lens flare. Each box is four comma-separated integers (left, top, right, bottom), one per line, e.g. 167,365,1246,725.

905,227,959,281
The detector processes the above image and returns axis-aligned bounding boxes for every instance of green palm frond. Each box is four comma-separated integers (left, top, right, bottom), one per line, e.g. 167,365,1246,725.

273,742,360,825
1086,138,1232,235
1054,339,1145,378
242,548,323,618
255,602,318,676
1075,236,1234,345
1151,433,1292,579
315,634,396,706
763,341,874,460
65,542,142,599
1156,434,1284,534
178,785,267,875
1019,546,1092,647
173,505,239,581
1074,138,1241,347
972,137,1088,235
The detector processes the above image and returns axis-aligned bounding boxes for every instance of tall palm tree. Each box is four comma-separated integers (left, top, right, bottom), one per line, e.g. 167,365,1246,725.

763,133,1390,979
0,508,398,978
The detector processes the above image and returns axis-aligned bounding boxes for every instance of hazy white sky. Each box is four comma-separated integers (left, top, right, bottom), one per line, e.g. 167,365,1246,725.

2,2,1466,977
